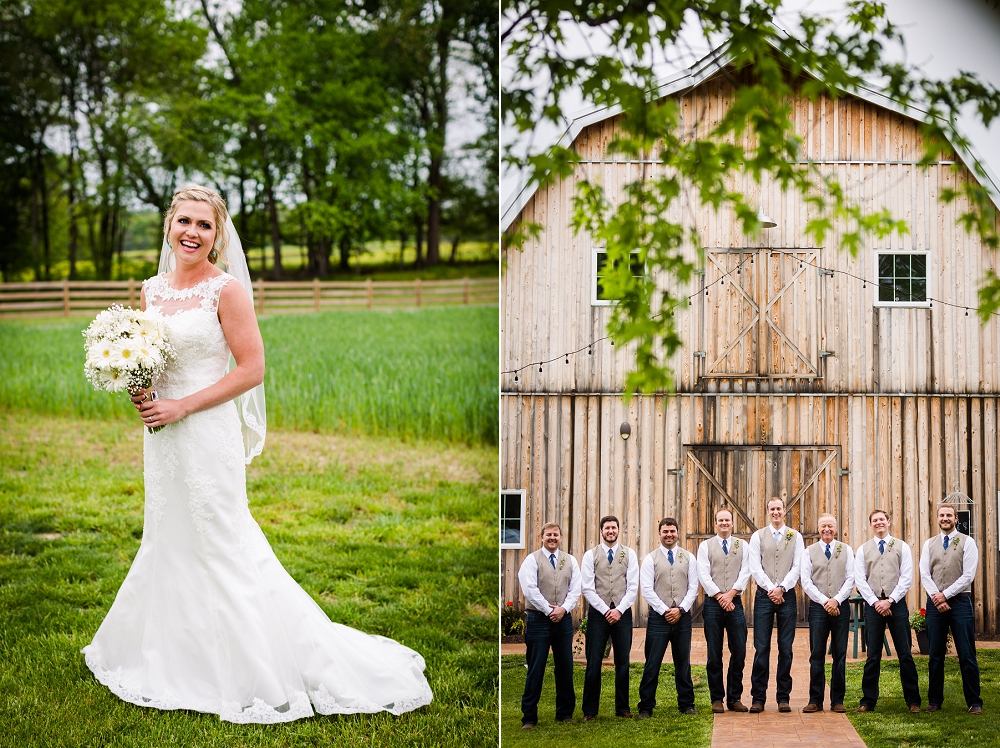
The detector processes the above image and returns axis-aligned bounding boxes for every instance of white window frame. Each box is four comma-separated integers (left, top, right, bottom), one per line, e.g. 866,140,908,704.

500,489,527,549
591,247,644,306
872,250,931,308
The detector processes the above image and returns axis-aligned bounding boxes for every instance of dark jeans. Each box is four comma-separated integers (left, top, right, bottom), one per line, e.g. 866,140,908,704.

703,595,747,705
926,594,981,708
637,607,694,714
807,599,850,707
860,599,921,708
751,587,797,706
582,607,633,716
521,611,575,725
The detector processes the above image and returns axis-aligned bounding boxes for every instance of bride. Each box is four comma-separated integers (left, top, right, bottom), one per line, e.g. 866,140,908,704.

81,185,432,723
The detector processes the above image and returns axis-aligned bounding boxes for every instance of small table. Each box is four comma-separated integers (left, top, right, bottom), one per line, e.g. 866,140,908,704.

848,595,892,659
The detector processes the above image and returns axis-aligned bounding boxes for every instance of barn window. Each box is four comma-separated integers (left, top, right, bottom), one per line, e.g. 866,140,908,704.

500,489,526,549
875,252,929,306
592,248,644,306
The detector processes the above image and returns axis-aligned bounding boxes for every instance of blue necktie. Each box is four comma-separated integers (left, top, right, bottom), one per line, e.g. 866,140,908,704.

879,539,885,555
549,553,556,569
722,539,728,555
668,550,674,565
607,548,614,564
944,536,950,550
825,544,832,559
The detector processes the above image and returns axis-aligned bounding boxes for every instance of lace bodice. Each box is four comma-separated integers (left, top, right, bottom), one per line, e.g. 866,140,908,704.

144,274,233,399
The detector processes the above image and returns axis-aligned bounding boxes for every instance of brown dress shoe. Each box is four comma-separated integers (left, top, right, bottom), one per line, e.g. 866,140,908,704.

909,705,922,713
970,706,983,715
924,705,940,712
682,708,698,715
853,705,875,713
583,714,596,722
728,701,749,712
778,703,792,713
832,705,847,713
637,711,651,719
749,703,765,713
521,723,535,730
616,711,634,718
558,717,576,723
712,701,725,714
801,703,821,713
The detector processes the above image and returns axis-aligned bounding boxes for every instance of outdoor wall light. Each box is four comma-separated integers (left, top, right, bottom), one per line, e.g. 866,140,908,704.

757,209,777,229
620,422,631,440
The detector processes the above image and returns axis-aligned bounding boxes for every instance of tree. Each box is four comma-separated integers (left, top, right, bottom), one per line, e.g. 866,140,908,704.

503,0,1000,394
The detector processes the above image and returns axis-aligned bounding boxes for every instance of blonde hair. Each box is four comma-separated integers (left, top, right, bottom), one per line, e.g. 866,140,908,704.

163,185,230,265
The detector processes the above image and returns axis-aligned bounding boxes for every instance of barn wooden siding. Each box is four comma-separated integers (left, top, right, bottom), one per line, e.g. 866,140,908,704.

502,77,1000,396
500,393,1000,634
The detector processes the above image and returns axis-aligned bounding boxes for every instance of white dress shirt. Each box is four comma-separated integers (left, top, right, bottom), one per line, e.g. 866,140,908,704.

517,550,582,616
696,535,751,597
580,542,640,615
747,524,804,592
919,531,979,599
640,545,700,615
800,541,856,605
854,534,913,606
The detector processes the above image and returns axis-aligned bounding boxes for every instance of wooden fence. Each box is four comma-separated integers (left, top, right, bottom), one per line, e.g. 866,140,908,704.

0,277,497,318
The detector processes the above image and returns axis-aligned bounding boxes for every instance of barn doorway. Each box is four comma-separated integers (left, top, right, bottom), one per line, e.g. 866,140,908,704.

683,444,844,624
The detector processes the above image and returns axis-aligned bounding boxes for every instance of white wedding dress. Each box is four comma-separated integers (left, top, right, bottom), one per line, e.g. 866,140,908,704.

82,274,432,723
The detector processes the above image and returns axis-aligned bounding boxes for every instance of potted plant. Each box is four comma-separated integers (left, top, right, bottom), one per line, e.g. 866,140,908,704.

501,600,526,643
910,607,929,654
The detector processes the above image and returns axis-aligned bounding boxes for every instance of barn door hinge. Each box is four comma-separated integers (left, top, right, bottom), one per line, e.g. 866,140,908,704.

818,268,834,277
667,467,685,477
693,350,706,358
819,350,835,358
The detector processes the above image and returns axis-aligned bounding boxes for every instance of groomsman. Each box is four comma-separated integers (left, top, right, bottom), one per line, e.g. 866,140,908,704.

853,508,921,713
697,507,750,713
919,504,982,714
747,496,804,713
800,514,854,713
581,515,639,721
636,518,700,717
517,523,582,729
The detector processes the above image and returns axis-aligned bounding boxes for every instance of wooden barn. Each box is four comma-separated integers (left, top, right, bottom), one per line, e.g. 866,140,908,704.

500,49,1000,633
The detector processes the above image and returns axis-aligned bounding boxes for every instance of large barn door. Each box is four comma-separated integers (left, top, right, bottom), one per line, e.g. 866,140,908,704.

683,445,843,624
703,249,822,378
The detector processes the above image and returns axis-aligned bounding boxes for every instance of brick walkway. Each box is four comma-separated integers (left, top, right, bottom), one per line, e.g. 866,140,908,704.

501,628,1000,747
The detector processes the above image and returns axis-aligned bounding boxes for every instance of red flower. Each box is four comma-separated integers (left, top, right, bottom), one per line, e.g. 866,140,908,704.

506,601,514,606
920,608,926,615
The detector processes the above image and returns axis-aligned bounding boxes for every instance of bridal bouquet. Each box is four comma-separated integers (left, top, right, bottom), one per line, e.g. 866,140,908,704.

83,305,174,432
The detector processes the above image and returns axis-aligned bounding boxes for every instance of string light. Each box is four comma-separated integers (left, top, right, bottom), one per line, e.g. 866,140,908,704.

502,254,997,382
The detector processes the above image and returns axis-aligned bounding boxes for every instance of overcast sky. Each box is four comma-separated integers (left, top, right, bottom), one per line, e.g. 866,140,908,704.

501,0,1000,215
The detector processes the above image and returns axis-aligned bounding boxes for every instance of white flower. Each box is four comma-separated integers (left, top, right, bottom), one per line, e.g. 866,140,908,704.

132,316,161,344
109,338,141,371
87,341,114,370
99,368,128,393
133,343,162,369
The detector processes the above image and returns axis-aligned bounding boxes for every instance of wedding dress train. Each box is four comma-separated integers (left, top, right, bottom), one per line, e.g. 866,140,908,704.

82,274,432,723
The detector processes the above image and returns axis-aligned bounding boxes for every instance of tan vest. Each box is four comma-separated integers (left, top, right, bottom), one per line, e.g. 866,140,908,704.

525,548,574,612
757,527,799,586
808,541,850,598
706,536,745,592
926,533,972,594
862,537,902,598
650,546,693,609
591,545,631,608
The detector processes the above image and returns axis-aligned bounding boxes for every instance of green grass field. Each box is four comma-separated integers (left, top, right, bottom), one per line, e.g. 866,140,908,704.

501,652,1000,747
0,306,497,445
0,411,497,747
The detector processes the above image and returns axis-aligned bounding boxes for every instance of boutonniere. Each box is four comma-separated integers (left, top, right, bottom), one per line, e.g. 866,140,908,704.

558,555,566,570
835,543,843,558
733,539,740,551
677,550,685,562
783,529,794,548
618,549,626,564
952,536,961,550
888,538,896,551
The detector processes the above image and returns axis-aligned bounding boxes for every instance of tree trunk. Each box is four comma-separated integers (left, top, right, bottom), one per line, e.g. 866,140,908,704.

449,237,460,263
425,32,451,267
398,231,407,266
264,172,282,280
40,153,51,280
338,235,350,272
414,217,424,267
31,169,40,281
317,239,330,277
67,122,79,280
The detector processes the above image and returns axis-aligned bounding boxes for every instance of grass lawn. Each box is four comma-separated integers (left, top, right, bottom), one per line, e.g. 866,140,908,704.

845,653,1000,747
499,655,714,747
0,410,497,747
0,305,497,445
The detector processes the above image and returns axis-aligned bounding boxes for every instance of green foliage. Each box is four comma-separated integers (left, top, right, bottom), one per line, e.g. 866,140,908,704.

504,0,1000,394
0,306,498,445
0,411,497,746
501,600,525,635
